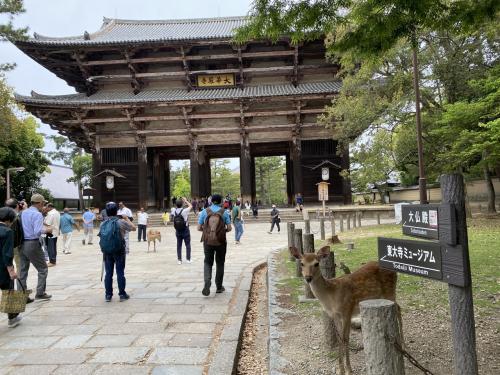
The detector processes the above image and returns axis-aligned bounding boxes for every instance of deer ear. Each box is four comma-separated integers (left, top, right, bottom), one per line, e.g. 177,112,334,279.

316,246,331,259
289,246,301,259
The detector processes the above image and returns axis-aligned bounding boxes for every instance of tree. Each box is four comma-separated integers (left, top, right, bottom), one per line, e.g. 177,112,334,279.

0,78,49,202
254,156,287,205
47,136,93,209
1,0,28,71
170,161,190,199
211,159,240,198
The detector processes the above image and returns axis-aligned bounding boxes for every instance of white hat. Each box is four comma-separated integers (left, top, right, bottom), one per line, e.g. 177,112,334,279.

272,204,276,208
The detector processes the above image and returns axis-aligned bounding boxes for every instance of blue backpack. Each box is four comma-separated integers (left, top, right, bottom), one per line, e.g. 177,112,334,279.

98,217,124,254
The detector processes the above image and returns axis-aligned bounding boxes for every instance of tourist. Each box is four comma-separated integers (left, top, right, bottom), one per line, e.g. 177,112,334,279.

19,193,52,301
136,207,148,242
295,193,304,212
161,210,169,226
82,207,95,245
171,197,192,264
117,202,133,254
198,194,231,296
251,201,259,219
0,207,22,327
268,204,281,234
99,206,108,222
171,196,177,207
192,198,198,214
59,208,75,254
98,202,135,302
232,200,244,244
4,199,25,291
244,200,251,217
44,203,60,266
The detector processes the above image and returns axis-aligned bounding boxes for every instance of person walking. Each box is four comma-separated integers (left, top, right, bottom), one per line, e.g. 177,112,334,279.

268,204,281,234
171,197,192,264
59,208,75,254
44,203,60,266
19,193,52,301
136,207,148,242
98,202,135,302
0,207,23,327
82,208,95,245
232,200,244,244
117,202,133,253
198,194,231,296
4,199,25,292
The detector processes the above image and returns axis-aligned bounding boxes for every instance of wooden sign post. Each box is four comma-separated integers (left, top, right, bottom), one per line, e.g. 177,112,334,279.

377,174,477,374
317,181,329,218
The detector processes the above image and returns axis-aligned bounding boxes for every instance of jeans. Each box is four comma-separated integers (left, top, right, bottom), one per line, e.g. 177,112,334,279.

138,225,147,241
234,220,244,241
19,240,48,296
270,218,280,232
176,227,191,261
104,252,126,297
203,243,227,288
46,236,57,264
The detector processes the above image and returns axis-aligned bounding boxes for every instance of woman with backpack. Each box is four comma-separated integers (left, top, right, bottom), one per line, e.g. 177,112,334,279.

171,197,192,265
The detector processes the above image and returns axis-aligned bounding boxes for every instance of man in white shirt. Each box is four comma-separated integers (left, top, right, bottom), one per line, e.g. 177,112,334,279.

136,207,149,242
117,202,133,253
171,197,192,264
44,203,60,267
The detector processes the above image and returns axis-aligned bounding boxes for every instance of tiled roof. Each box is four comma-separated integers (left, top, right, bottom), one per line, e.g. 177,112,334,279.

16,81,341,106
26,16,249,46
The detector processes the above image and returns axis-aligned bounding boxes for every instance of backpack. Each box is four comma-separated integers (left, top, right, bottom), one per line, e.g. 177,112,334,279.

173,208,187,231
203,207,227,246
98,217,124,254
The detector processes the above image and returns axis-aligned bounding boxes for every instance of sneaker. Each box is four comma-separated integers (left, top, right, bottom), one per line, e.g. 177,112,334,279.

268,231,272,234
8,316,22,328
66,251,71,254
62,250,67,254
88,243,93,245
47,262,55,267
119,293,130,302
35,293,52,301
235,241,240,245
105,295,112,302
216,286,226,294
177,260,182,265
187,259,192,264
26,297,34,304
202,284,210,296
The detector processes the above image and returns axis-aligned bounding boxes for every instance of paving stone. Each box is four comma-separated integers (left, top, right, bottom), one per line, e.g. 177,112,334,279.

11,348,95,365
52,364,100,374
128,313,164,323
89,347,150,364
200,305,229,314
151,298,186,305
4,325,62,337
85,313,131,324
20,314,91,325
94,365,152,374
52,335,92,349
2,336,61,349
6,365,58,375
147,347,208,365
220,315,244,341
166,322,216,334
166,285,196,292
84,335,137,348
53,324,100,335
152,365,203,375
149,304,202,314
162,313,222,323
208,340,239,375
168,333,212,348
0,350,21,365
97,323,167,335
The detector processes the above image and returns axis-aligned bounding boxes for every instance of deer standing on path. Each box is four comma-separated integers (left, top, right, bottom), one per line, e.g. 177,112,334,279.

290,245,402,375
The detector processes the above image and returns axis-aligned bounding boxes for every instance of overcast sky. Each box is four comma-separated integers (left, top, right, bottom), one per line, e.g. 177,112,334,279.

0,0,252,166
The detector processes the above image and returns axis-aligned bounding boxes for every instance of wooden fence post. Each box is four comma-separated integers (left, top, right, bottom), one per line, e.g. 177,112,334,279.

377,212,381,225
346,214,351,230
287,222,295,261
303,233,315,299
294,228,303,278
304,219,311,235
320,249,336,349
441,174,478,375
331,215,336,238
360,299,405,375
340,214,344,232
358,211,362,227
320,218,325,240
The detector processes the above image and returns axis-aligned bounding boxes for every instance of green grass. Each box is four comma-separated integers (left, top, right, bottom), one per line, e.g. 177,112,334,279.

280,217,500,316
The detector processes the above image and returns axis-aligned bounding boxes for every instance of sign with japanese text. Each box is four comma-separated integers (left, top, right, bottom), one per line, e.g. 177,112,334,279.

197,73,235,87
402,204,439,240
317,181,329,201
378,237,442,281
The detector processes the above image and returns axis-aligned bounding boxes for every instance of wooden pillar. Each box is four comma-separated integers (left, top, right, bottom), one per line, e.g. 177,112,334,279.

285,153,293,205
250,156,256,203
240,134,252,204
320,218,325,240
190,138,201,199
340,144,352,204
303,233,315,299
287,222,295,261
198,147,211,198
92,149,102,209
137,135,148,209
291,138,303,197
294,228,303,278
164,159,171,209
153,151,163,209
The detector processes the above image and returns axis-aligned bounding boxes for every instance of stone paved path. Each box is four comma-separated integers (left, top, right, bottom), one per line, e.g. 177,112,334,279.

0,221,288,375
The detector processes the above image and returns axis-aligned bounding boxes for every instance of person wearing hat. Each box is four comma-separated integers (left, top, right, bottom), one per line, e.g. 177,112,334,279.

19,193,53,301
44,203,60,267
268,204,281,234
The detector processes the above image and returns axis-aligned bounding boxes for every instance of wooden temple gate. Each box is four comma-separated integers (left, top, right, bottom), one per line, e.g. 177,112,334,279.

14,16,351,209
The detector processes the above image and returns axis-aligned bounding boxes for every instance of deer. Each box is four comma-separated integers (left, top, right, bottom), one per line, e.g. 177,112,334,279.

290,245,403,375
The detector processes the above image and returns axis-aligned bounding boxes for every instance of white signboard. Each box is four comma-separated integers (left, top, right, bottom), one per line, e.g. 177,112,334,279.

321,167,329,181
105,175,115,190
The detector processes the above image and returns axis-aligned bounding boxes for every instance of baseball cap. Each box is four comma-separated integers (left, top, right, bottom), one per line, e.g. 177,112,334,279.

31,193,46,203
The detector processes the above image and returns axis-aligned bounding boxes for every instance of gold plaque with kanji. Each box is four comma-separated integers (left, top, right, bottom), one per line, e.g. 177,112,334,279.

197,74,235,87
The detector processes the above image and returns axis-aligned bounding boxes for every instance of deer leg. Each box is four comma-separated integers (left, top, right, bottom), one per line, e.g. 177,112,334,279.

342,315,353,375
333,315,346,375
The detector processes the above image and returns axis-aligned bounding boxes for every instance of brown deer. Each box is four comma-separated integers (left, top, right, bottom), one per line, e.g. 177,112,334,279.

290,245,402,375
